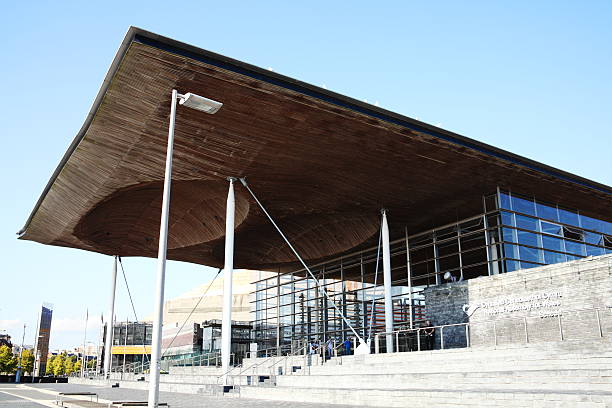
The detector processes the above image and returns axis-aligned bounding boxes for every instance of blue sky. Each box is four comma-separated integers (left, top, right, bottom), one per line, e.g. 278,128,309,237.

1,1,611,350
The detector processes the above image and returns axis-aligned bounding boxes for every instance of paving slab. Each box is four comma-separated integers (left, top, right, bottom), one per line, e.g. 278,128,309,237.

19,383,362,408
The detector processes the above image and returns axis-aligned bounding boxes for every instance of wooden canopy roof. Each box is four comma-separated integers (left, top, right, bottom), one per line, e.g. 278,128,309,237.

18,27,612,270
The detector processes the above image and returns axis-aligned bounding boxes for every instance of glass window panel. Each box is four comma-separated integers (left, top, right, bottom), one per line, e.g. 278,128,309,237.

512,195,536,216
438,254,460,271
563,226,584,241
460,233,486,251
499,192,512,210
516,214,538,231
566,254,582,261
564,240,586,256
500,211,515,227
484,194,497,212
520,261,540,269
488,228,501,243
535,202,559,222
411,246,432,263
559,208,580,227
436,227,457,241
580,215,604,233
503,244,519,259
543,250,566,264
604,236,612,249
487,214,500,228
438,241,459,257
517,230,539,247
505,260,520,272
542,235,564,252
519,245,543,264
459,218,483,234
584,231,603,246
502,227,516,243
540,221,562,236
585,245,605,257
604,223,612,236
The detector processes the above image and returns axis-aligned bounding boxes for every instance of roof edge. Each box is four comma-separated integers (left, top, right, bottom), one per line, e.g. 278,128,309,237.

18,26,612,238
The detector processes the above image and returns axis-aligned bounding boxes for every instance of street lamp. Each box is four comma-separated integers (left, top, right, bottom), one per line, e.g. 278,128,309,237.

148,89,222,408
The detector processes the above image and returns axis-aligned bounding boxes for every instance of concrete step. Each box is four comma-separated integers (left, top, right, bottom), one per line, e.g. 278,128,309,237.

239,385,612,407
278,369,612,392
306,358,612,376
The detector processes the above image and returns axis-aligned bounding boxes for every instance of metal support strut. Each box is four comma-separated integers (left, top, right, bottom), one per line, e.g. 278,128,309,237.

381,209,394,353
221,178,236,384
239,178,368,351
103,255,118,379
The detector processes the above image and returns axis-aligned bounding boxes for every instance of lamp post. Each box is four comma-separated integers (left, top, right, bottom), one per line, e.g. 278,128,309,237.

148,89,222,408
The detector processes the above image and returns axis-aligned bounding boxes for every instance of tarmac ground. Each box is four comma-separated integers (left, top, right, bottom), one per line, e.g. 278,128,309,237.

0,383,358,407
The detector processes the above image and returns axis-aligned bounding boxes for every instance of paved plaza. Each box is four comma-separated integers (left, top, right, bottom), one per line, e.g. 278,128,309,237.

0,383,360,407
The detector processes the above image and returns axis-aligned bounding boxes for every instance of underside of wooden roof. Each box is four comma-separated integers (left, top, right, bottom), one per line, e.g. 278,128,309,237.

18,27,612,270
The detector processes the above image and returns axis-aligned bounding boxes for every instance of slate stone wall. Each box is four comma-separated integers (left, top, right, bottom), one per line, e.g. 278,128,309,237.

422,254,612,349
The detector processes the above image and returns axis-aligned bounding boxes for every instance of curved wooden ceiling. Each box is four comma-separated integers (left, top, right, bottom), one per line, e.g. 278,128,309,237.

18,28,612,270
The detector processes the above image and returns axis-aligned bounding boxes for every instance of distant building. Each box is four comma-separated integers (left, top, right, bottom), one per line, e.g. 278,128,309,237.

33,303,53,376
0,334,12,348
159,270,273,327
100,321,152,371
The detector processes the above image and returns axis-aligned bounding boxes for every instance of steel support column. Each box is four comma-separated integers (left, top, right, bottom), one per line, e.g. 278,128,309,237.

381,210,394,353
103,255,118,379
221,178,236,384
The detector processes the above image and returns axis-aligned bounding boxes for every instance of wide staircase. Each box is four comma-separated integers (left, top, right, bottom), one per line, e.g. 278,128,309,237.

237,337,612,407
70,337,612,406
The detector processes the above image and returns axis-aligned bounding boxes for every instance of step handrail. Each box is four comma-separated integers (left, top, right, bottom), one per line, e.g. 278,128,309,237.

218,343,308,385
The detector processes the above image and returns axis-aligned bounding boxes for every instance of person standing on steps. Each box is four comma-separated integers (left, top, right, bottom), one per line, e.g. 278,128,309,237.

423,320,435,350
343,338,352,355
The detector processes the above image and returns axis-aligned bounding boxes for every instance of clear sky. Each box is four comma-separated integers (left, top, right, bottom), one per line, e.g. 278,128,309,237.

1,1,611,350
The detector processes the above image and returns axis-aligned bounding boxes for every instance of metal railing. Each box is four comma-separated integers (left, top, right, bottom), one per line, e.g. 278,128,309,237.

374,322,469,354
220,343,309,388
373,306,609,354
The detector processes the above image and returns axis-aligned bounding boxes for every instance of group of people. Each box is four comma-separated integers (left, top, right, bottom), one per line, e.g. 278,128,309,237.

308,338,353,357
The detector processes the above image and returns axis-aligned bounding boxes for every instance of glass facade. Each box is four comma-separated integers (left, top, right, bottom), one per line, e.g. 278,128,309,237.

496,190,612,272
251,189,612,352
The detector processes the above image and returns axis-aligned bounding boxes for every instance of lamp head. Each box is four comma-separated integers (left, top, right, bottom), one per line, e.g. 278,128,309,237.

179,92,223,114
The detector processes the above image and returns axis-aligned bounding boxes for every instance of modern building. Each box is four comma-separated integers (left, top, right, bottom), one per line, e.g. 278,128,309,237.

251,190,612,351
18,27,611,368
160,270,272,327
100,321,152,372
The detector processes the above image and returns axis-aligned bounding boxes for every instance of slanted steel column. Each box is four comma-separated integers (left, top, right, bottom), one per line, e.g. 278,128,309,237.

381,210,394,353
103,256,118,379
222,178,236,384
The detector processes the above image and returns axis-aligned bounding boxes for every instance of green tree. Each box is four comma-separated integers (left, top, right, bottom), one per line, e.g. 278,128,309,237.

46,355,56,375
20,349,34,374
64,356,74,375
86,358,97,369
73,360,82,375
51,354,65,376
0,345,17,374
